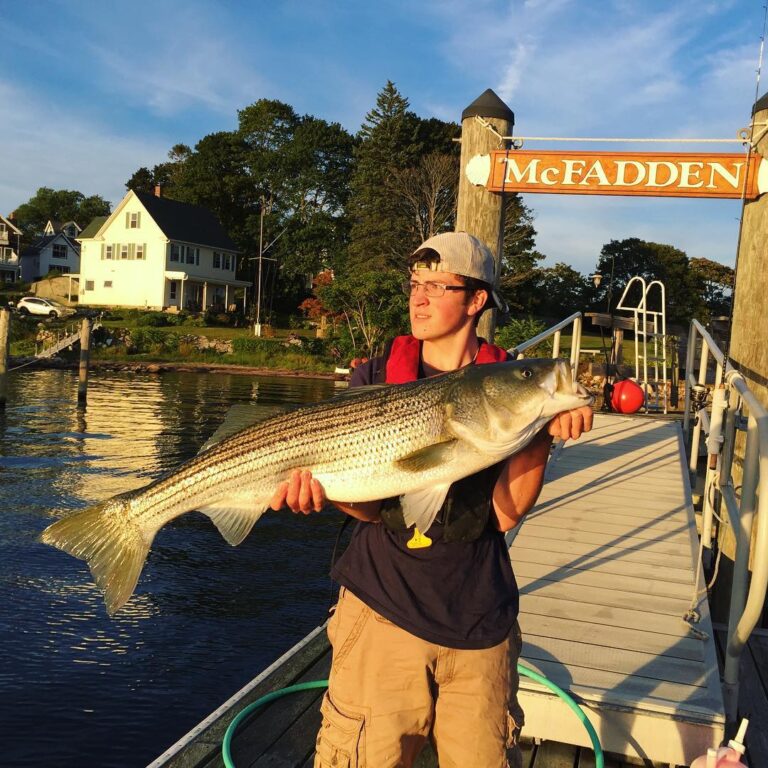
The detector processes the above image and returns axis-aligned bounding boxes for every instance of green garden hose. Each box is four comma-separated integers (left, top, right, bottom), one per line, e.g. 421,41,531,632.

221,663,604,768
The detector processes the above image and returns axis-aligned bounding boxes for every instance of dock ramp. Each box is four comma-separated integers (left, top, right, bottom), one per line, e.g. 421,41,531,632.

511,412,725,766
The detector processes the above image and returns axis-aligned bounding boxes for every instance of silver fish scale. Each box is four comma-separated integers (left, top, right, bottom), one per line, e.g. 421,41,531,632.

128,373,459,522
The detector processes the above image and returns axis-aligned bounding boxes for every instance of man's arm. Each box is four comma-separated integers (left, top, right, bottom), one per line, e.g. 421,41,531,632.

493,405,594,532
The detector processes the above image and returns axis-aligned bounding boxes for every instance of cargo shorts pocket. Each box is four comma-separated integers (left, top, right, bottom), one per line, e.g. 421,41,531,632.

315,693,365,768
330,591,370,671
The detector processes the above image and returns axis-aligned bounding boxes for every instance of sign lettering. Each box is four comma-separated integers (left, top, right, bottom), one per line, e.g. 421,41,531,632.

464,150,766,199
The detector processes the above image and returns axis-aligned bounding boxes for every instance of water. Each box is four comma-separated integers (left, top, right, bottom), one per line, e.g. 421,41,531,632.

0,369,343,767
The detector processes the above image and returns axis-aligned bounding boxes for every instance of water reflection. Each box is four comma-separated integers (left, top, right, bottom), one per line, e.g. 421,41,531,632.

1,368,341,768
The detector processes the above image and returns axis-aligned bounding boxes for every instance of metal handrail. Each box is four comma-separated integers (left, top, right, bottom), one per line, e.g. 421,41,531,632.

508,312,583,381
683,319,768,720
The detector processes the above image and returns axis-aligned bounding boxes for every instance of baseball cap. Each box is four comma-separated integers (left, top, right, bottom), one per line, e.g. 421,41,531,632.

411,231,508,312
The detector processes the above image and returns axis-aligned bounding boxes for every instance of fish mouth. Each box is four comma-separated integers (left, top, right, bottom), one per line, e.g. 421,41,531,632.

549,361,590,400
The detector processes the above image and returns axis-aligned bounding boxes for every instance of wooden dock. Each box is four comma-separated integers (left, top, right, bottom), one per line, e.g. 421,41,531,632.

151,413,768,768
509,414,724,766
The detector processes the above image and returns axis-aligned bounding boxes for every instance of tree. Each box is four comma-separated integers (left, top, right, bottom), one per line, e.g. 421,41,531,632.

534,263,592,318
594,238,705,324
14,187,111,237
346,82,424,270
384,152,459,244
126,144,192,196
317,268,409,356
497,195,545,313
689,257,734,317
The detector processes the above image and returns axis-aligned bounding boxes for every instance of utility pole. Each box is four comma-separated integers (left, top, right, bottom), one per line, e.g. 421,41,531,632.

255,198,267,336
251,194,285,337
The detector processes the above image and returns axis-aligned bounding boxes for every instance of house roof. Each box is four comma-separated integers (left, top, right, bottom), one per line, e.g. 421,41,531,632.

0,214,23,235
79,216,109,239
135,192,238,251
22,232,80,257
44,219,81,235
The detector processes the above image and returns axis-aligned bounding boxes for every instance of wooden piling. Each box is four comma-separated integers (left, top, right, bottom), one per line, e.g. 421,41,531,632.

455,89,515,342
77,317,91,405
0,308,10,408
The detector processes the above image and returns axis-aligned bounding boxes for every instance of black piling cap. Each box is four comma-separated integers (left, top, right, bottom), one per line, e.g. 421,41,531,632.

753,92,768,115
461,89,515,125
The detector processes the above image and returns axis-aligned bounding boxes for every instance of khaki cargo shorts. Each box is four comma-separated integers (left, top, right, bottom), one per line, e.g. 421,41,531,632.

314,588,523,768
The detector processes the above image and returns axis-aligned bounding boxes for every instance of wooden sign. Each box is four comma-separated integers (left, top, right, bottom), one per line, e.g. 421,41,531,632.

465,150,767,199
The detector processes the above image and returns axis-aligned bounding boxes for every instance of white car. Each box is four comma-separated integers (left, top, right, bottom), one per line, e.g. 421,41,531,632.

15,297,76,319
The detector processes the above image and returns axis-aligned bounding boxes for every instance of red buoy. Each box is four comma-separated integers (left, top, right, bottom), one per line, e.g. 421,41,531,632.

611,379,645,414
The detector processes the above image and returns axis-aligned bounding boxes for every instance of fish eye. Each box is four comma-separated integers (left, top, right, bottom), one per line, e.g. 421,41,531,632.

521,367,533,379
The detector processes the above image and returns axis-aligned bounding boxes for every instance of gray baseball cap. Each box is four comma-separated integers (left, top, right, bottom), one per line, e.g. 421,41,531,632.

411,231,508,312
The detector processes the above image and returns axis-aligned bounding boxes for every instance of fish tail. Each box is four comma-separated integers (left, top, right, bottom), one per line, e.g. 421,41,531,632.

40,496,151,616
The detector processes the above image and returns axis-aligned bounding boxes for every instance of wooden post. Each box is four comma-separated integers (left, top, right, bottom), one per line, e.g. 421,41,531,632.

77,317,92,405
0,308,10,408
455,89,515,342
707,93,768,622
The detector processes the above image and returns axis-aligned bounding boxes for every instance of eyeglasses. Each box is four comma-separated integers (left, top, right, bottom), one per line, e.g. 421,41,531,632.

401,280,473,298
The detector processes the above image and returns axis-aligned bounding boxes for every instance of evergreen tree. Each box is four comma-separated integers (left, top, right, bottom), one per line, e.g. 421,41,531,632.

346,81,423,270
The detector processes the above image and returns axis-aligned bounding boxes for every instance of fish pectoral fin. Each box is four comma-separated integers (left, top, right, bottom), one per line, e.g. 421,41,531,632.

198,497,269,546
395,440,458,473
400,483,452,533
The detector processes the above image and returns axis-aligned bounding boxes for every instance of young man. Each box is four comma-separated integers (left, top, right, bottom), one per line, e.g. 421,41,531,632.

270,232,593,768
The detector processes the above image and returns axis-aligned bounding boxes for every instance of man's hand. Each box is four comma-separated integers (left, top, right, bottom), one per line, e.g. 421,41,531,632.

270,469,326,514
547,405,594,441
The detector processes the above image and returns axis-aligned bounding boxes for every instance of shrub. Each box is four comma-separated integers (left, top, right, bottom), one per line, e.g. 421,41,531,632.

231,337,275,354
130,328,181,354
495,317,553,357
136,311,172,327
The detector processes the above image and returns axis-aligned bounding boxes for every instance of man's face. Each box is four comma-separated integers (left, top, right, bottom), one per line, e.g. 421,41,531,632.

408,268,484,342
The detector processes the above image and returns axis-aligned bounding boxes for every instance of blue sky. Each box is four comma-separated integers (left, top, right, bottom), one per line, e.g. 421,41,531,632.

0,0,763,274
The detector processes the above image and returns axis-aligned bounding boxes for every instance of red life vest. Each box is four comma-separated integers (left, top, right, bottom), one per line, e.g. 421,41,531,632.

384,334,509,384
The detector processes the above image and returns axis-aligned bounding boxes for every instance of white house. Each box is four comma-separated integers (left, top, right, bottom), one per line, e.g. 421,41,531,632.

78,189,250,311
0,213,22,283
20,226,81,282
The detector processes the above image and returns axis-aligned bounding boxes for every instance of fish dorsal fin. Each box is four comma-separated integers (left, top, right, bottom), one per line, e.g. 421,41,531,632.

395,440,458,473
197,495,271,545
401,483,452,533
200,404,295,452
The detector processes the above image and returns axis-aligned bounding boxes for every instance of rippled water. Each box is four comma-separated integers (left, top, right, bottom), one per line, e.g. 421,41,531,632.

0,369,342,767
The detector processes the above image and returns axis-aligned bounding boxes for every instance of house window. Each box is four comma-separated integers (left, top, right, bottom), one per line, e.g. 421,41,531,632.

104,280,112,288
136,244,145,260
3,271,14,283
170,244,180,262
213,252,221,269
169,281,177,300
126,212,140,229
85,280,94,291
52,244,67,259
105,245,114,260
120,244,129,260
185,246,199,265
0,223,6,234
3,247,12,260
224,254,232,271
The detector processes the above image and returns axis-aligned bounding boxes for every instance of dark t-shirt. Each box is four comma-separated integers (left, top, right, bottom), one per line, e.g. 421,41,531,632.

330,356,519,650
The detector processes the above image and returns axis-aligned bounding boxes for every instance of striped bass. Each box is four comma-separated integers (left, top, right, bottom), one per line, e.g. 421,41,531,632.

41,358,592,615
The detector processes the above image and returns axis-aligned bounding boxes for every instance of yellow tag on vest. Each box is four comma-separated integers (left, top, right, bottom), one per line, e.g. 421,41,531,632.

406,526,432,549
